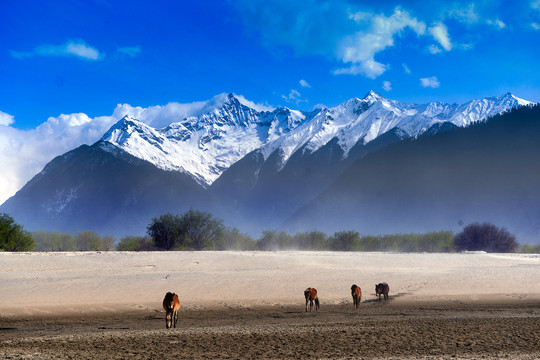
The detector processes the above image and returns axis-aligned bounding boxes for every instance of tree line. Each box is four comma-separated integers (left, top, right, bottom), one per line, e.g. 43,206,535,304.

1,210,539,253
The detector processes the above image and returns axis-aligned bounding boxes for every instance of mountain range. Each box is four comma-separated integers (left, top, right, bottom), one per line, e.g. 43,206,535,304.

1,91,538,242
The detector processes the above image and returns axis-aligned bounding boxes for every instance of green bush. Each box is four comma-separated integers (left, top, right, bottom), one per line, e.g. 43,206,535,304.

148,209,225,250
117,236,155,251
32,231,76,251
217,228,257,250
0,213,34,251
257,230,292,251
76,231,106,251
518,244,540,254
454,223,517,252
327,231,361,251
291,231,328,250
181,209,225,250
147,213,183,250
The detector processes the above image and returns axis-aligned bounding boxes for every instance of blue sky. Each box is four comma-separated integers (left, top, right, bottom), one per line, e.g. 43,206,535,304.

1,0,540,203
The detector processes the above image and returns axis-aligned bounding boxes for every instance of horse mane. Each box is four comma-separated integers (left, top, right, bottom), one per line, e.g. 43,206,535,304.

164,292,176,304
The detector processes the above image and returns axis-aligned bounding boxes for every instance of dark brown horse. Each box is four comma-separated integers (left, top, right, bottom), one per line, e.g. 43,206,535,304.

351,284,362,309
375,283,389,301
304,287,320,312
163,292,180,328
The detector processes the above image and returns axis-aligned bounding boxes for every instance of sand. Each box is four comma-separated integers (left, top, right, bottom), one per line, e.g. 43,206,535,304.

1,251,539,359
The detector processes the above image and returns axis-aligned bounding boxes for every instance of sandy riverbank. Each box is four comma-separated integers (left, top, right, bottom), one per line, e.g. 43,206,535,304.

1,251,539,359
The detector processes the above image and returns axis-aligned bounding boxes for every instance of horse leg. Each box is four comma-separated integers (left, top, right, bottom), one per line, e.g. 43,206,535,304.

173,310,177,328
385,293,388,301
166,311,170,329
305,299,308,312
309,299,313,312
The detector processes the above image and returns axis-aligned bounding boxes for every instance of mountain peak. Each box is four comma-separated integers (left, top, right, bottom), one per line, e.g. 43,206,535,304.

363,90,384,102
506,93,533,106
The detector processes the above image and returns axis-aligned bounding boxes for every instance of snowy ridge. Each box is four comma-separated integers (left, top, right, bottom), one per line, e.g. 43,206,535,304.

102,94,307,185
101,91,532,186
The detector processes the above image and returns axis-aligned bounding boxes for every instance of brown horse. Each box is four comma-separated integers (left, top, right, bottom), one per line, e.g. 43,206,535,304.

375,283,389,301
304,287,320,312
163,292,180,328
351,284,362,309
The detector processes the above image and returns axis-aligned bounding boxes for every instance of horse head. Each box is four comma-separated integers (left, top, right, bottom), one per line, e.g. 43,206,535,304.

164,292,176,310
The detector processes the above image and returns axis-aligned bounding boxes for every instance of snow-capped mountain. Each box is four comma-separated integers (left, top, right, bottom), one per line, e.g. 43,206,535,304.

101,91,532,186
2,92,537,239
259,91,532,170
102,94,309,185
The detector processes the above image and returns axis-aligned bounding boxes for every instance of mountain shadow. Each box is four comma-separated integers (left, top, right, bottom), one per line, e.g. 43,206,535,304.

210,128,411,232
284,105,540,244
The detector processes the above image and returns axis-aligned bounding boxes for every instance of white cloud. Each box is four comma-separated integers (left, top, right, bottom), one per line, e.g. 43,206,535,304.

112,93,276,128
533,0,540,10
448,3,479,24
233,94,275,112
459,43,475,50
282,89,301,101
487,19,505,29
113,101,210,129
0,111,15,126
532,22,540,30
299,79,311,88
402,63,411,74
312,103,327,110
428,44,443,54
420,76,440,88
0,113,117,204
235,2,452,79
11,40,103,61
382,81,392,91
336,8,426,78
333,60,387,78
429,22,452,51
116,46,141,58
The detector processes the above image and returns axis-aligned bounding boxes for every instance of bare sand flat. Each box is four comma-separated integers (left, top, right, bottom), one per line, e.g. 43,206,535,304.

1,251,539,359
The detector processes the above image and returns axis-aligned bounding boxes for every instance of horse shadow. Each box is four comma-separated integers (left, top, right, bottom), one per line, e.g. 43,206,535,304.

362,292,409,304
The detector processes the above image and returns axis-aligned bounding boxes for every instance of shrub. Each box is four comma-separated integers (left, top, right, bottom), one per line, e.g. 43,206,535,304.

0,213,34,251
454,222,517,253
117,236,155,251
181,209,225,250
147,213,183,250
32,231,76,251
148,209,226,250
517,244,540,254
327,231,361,251
291,231,329,250
76,231,104,251
257,230,292,251
217,228,257,250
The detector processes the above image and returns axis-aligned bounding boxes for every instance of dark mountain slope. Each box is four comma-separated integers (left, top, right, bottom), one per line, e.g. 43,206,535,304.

210,127,412,232
0,142,227,237
285,105,540,243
